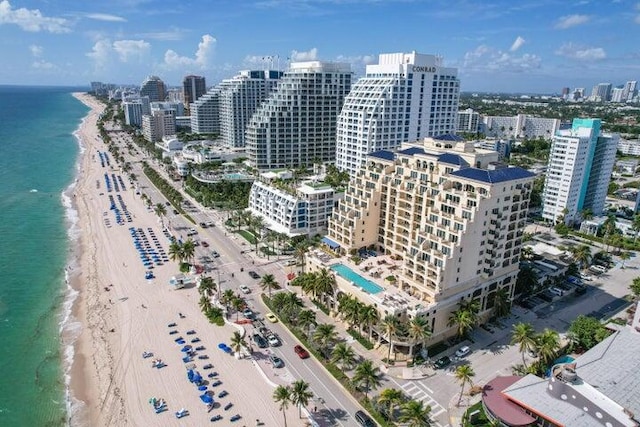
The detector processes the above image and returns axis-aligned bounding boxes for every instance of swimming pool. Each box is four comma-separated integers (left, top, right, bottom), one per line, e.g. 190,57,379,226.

331,264,384,294
224,172,250,180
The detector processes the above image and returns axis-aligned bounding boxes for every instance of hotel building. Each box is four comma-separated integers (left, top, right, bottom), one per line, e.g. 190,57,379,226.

542,118,618,224
248,172,344,237
142,109,176,143
335,52,459,176
140,75,167,102
322,135,534,342
483,114,560,140
183,75,206,107
245,61,352,170
457,108,481,134
219,70,283,148
190,88,221,134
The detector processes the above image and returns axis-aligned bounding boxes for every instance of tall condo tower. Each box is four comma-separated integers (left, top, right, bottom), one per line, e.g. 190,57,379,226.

140,76,167,102
183,75,207,107
245,61,352,170
542,118,619,224
219,70,283,148
335,52,460,176
190,88,221,134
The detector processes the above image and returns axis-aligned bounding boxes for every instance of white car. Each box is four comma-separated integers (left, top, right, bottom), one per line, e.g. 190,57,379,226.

239,285,251,294
455,346,471,358
267,334,281,347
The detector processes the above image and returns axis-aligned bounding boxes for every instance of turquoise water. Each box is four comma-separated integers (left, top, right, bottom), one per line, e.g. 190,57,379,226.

224,172,251,180
0,86,88,426
331,264,384,294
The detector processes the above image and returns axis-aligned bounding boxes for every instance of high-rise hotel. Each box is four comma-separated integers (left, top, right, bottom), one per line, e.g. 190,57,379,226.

245,61,352,170
182,75,207,107
323,136,534,341
542,118,618,224
219,70,283,148
335,52,459,176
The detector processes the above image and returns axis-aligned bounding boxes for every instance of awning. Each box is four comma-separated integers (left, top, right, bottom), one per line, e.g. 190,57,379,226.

321,236,340,249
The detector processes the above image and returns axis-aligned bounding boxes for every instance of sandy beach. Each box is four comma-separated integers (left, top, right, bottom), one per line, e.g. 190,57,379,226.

68,93,302,426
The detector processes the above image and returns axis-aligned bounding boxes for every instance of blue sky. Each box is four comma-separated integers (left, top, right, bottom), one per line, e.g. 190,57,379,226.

0,0,639,93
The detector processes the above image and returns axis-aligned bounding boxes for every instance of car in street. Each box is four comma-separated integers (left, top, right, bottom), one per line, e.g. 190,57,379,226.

242,308,255,319
206,221,215,227
199,222,208,228
284,259,297,266
455,346,471,358
248,271,260,279
579,273,593,281
433,356,451,369
211,250,220,258
354,410,376,427
265,312,278,323
239,285,251,294
267,334,281,347
201,241,209,248
269,354,284,368
252,333,267,348
294,344,310,359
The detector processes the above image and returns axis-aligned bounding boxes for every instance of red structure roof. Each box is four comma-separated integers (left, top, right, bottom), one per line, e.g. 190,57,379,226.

482,376,537,426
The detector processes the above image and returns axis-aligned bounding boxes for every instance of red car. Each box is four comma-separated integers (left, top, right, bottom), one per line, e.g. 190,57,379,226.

201,241,209,248
294,345,310,359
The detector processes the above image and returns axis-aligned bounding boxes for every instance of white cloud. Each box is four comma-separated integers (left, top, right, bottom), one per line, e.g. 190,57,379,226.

290,48,318,61
555,14,590,29
555,42,606,60
112,39,150,62
138,27,184,41
86,39,113,69
85,13,126,22
29,44,43,57
0,0,70,33
463,44,541,73
510,36,525,52
163,34,216,70
32,59,56,70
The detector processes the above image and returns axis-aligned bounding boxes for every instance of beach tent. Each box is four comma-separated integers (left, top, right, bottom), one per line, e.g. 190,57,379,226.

200,394,213,404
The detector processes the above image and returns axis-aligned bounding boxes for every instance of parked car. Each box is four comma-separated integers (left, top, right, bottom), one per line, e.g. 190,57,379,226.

199,222,207,228
211,250,220,258
252,333,267,348
294,345,310,359
455,346,471,358
269,354,284,368
579,273,594,281
267,334,281,347
239,285,251,294
242,308,255,319
433,356,451,369
201,241,209,248
248,271,260,279
265,312,278,323
354,410,376,427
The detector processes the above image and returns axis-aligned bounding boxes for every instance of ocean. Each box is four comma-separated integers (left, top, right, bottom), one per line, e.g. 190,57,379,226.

0,86,88,426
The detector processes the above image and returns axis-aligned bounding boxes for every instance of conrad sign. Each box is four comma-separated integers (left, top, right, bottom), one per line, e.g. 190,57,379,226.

411,66,436,73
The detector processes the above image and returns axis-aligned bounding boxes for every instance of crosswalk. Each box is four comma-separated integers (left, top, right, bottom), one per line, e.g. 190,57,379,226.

400,382,449,426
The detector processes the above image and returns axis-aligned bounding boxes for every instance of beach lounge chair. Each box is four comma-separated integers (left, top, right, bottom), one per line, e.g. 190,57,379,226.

230,414,241,422
218,390,228,398
210,414,222,422
224,402,233,411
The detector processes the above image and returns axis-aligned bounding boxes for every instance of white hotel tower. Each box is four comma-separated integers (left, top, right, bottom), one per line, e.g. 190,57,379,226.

335,52,460,176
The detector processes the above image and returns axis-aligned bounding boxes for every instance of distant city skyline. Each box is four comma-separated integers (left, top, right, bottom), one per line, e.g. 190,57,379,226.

1,0,640,93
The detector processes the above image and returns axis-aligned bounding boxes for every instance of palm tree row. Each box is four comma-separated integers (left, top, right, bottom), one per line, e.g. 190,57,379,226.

168,238,196,266
272,380,314,427
511,322,562,370
292,269,337,309
375,388,433,426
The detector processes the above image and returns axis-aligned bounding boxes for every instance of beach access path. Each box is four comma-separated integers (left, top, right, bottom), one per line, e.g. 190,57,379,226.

69,93,301,426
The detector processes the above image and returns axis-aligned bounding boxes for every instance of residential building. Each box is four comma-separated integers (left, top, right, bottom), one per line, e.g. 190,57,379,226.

457,108,480,133
623,81,638,102
476,138,512,160
245,61,352,170
151,101,184,117
482,316,640,427
182,75,206,107
190,88,221,134
611,87,626,103
542,118,619,224
123,100,144,127
335,52,459,175
618,138,640,156
590,82,612,102
142,109,176,143
219,70,283,148
248,173,344,237
140,75,167,102
483,114,560,140
322,135,535,342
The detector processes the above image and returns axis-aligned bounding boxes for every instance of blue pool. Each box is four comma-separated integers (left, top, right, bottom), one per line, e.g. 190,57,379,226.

224,172,250,180
331,264,384,294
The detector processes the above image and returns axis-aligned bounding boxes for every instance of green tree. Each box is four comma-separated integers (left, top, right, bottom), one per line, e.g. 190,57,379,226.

168,241,183,263
631,277,640,300
352,360,382,399
620,251,631,269
632,214,640,244
199,295,212,312
570,244,592,269
297,309,317,340
229,330,246,355
272,385,292,427
511,322,537,369
399,399,432,427
198,276,216,297
536,328,561,366
455,365,475,407
154,202,166,227
492,287,512,319
567,315,609,350
331,342,357,371
181,239,196,265
407,317,432,358
313,323,339,360
360,305,380,342
290,380,313,419
377,388,405,421
447,309,475,340
515,265,538,295
380,315,401,360
260,273,278,297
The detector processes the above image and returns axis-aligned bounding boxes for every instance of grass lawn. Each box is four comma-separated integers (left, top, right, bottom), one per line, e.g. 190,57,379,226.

237,229,257,244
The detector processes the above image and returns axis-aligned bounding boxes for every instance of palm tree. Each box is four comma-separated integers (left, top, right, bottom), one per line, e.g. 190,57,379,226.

260,273,278,297
380,315,400,361
620,251,631,269
352,360,382,399
199,276,216,297
399,399,432,427
230,331,246,355
570,244,592,269
455,365,475,407
407,317,432,358
154,203,166,227
360,305,380,342
331,342,357,370
168,241,183,263
492,287,511,319
294,241,309,270
315,268,337,309
181,239,196,265
221,289,235,312
231,296,245,322
447,309,475,340
313,323,339,359
199,295,212,312
515,265,538,295
272,385,292,427
298,309,317,339
290,379,314,419
280,292,303,321
632,213,640,244
377,388,405,420
536,328,561,366
511,322,537,369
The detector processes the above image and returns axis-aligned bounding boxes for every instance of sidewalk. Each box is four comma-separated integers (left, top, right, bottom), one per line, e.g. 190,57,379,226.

448,393,481,427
